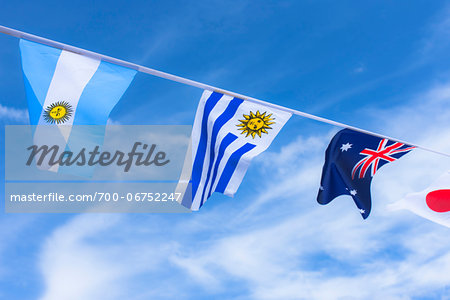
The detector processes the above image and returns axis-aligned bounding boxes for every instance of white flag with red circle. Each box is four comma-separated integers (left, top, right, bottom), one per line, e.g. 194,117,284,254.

391,171,450,228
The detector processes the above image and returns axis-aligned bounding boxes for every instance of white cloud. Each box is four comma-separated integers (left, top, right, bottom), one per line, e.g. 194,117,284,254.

353,65,365,74
39,215,123,300
0,104,28,123
38,214,183,300
419,4,450,59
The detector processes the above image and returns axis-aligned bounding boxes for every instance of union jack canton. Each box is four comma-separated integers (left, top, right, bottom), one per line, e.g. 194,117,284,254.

317,129,414,219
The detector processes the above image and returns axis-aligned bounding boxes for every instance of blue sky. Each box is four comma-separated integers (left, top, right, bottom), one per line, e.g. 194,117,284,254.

1,1,450,299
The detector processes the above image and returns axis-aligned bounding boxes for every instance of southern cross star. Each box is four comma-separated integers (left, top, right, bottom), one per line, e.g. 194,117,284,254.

340,142,352,152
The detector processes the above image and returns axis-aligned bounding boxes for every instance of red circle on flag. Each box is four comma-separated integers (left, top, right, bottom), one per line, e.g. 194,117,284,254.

426,189,450,213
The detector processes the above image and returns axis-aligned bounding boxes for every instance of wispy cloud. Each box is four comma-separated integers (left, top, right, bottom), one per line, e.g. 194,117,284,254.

419,4,450,60
0,104,28,123
39,215,124,300
353,64,365,74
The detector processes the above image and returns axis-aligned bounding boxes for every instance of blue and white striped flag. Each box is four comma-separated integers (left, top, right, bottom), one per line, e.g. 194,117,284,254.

177,90,292,210
20,39,136,173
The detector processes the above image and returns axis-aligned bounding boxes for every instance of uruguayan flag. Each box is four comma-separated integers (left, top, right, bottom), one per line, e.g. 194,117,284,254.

177,90,291,210
20,39,136,173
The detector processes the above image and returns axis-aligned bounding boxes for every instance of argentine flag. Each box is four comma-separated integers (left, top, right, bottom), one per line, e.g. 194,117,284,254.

20,39,136,173
177,90,291,210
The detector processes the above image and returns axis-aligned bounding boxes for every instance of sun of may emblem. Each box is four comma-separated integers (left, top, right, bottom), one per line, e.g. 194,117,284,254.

236,110,275,138
43,101,73,124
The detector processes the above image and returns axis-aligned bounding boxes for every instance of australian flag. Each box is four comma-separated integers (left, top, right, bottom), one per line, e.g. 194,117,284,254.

317,128,415,219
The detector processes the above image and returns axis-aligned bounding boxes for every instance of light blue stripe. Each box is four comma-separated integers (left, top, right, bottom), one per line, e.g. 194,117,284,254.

22,76,42,125
215,143,256,194
19,39,61,124
73,60,137,125
199,98,243,207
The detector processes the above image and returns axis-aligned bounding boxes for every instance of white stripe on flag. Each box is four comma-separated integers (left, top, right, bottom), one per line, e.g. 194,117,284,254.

38,50,101,130
34,50,100,172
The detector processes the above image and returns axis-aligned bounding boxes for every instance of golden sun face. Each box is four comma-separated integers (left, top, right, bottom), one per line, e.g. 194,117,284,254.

43,101,73,124
236,110,275,139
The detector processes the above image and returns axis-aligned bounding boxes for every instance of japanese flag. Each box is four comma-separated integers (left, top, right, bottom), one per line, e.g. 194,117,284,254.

390,171,450,228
